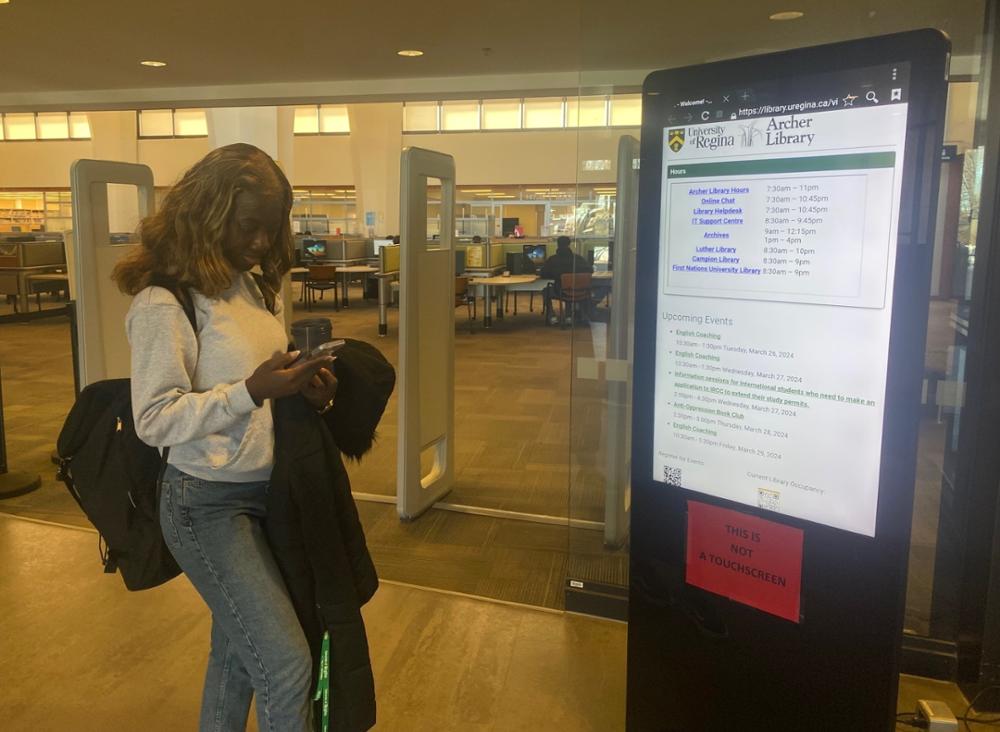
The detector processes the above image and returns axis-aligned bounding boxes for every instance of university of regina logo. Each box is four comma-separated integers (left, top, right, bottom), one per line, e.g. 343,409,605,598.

667,128,685,152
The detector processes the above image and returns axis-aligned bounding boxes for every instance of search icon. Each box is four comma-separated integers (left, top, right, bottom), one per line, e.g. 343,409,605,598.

866,91,879,104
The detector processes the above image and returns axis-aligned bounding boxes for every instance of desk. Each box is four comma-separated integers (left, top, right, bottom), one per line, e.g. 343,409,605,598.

302,258,366,267
338,265,378,308
591,270,613,306
24,273,70,311
0,265,65,314
503,276,551,315
290,267,308,301
462,265,504,278
468,274,543,328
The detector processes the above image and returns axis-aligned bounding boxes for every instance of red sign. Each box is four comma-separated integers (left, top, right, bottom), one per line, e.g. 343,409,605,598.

685,500,804,623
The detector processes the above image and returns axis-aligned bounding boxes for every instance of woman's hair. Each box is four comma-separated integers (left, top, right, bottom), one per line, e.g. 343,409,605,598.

112,142,293,298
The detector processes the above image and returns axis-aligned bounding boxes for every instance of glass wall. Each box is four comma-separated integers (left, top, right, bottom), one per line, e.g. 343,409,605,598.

565,0,990,658
0,190,73,232
451,185,616,238
290,186,358,235
905,79,983,639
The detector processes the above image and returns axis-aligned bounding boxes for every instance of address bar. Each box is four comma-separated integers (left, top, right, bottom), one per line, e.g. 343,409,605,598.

735,97,840,119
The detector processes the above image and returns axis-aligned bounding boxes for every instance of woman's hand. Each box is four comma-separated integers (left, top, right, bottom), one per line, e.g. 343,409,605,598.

246,351,335,406
301,364,338,411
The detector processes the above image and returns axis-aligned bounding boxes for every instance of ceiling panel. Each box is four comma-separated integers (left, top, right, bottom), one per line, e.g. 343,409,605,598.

0,0,983,103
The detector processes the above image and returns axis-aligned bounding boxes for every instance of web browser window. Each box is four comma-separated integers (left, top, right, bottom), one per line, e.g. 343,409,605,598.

652,63,910,536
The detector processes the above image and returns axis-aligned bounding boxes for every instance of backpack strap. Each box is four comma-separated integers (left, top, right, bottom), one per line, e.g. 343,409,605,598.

250,271,276,315
172,287,198,333
147,275,197,333
145,277,196,471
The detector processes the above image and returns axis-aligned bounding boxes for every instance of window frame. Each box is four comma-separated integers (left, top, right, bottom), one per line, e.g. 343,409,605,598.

402,94,641,134
292,105,351,136
0,112,90,142
136,109,209,139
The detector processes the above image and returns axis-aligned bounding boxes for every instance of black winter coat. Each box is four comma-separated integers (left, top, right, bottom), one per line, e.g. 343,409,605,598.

266,339,395,732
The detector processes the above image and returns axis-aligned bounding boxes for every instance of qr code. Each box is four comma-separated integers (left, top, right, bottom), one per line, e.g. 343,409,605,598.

758,488,780,511
663,465,683,486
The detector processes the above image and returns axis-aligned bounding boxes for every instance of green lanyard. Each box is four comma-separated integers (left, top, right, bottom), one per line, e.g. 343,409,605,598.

313,631,330,732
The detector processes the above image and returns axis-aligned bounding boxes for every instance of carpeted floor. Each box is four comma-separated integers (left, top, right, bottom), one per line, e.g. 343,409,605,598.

0,287,962,623
0,284,627,609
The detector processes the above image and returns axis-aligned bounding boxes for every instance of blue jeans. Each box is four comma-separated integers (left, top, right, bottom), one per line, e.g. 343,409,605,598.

160,465,313,732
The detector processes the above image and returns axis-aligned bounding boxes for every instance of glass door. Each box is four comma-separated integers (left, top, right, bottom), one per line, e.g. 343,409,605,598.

566,105,633,615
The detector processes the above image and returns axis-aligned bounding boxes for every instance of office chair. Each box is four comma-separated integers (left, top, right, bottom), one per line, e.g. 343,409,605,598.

304,265,340,311
553,272,593,328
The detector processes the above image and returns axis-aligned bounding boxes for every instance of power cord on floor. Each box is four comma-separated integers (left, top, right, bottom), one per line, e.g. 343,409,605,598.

959,685,1000,729
961,718,1000,729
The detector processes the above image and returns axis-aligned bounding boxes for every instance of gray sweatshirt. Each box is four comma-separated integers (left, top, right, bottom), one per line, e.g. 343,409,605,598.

125,272,287,483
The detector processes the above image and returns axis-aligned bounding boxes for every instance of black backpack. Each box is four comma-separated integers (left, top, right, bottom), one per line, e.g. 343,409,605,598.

56,284,197,591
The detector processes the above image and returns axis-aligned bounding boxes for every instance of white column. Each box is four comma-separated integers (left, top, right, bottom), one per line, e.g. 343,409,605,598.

347,103,403,236
207,106,295,180
87,111,140,232
206,107,296,333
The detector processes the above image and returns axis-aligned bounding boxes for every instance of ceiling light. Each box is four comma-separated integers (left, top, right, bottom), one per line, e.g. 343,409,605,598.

140,60,167,67
769,11,804,20
397,49,424,57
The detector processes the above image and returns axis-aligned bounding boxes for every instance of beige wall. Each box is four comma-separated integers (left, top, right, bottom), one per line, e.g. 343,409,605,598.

0,136,207,189
945,81,977,152
0,120,636,193
292,135,355,186
138,138,211,186
0,140,92,188
502,204,544,235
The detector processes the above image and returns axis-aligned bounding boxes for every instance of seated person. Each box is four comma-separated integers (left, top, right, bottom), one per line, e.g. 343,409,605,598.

540,236,593,323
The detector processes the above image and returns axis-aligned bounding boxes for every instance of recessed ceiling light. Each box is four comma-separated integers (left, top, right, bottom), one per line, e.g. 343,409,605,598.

140,60,167,67
769,11,804,20
397,49,424,57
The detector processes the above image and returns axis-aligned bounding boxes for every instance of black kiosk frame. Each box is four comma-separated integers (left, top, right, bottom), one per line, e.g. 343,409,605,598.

629,30,949,730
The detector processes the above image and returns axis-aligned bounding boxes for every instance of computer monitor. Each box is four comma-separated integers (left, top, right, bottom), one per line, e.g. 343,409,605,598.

373,238,393,256
523,244,547,263
302,238,327,260
592,245,610,271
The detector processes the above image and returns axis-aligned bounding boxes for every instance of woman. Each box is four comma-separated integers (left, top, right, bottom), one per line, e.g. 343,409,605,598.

113,143,336,731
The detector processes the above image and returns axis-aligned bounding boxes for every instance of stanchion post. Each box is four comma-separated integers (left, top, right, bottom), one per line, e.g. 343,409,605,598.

67,301,81,397
0,367,42,499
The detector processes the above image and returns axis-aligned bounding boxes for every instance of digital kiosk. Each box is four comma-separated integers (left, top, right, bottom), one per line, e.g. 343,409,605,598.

628,31,949,729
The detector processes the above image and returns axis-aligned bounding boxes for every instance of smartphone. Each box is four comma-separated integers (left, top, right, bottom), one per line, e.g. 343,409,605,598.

309,339,346,359
292,339,345,365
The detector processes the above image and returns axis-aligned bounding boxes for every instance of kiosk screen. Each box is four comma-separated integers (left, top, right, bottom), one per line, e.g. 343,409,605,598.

652,63,911,536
